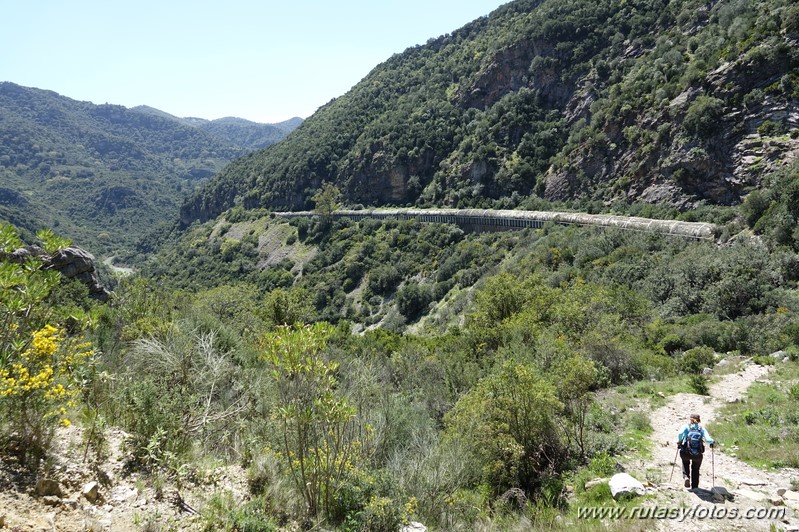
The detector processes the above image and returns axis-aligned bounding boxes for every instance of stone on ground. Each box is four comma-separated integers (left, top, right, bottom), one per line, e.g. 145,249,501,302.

710,486,732,502
609,473,645,499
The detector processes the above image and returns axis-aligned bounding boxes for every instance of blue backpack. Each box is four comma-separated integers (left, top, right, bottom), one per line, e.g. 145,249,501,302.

684,425,705,455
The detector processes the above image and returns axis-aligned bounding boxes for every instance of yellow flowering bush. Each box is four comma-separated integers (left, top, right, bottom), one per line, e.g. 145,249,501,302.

0,324,93,463
1,223,93,464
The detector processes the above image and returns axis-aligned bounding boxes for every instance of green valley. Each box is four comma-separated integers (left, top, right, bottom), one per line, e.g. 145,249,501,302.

0,82,301,261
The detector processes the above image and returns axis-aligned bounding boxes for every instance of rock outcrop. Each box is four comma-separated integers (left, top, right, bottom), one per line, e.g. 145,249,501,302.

45,247,110,301
4,245,110,301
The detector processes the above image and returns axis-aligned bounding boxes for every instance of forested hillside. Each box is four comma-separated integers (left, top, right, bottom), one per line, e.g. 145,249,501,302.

182,0,799,224
3,0,799,529
0,83,300,259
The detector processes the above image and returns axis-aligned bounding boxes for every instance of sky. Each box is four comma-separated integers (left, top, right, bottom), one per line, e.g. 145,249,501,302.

1,1,508,124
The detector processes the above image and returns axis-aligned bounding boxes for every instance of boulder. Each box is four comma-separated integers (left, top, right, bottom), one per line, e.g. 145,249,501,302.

43,247,110,301
5,244,110,301
401,522,427,532
83,481,100,503
711,486,732,502
41,495,61,507
609,473,645,499
35,478,63,498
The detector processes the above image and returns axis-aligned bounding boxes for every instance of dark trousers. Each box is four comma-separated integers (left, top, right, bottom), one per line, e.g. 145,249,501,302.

680,450,703,488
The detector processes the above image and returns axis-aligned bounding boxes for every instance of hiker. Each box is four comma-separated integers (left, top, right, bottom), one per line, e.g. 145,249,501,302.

677,413,715,489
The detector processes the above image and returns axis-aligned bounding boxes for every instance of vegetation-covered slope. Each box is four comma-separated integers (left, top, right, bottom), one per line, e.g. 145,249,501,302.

0,83,300,259
5,204,799,528
182,0,799,224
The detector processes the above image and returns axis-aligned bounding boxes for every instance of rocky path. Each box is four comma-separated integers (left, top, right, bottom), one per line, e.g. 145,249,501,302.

642,363,799,531
0,425,247,531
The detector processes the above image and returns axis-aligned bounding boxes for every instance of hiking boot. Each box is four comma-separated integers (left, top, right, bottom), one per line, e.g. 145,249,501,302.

684,477,690,488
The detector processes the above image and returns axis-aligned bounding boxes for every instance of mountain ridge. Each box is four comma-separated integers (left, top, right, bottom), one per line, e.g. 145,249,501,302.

0,82,301,258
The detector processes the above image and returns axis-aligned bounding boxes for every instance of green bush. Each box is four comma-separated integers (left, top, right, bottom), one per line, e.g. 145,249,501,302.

683,96,724,138
444,361,564,495
368,265,402,296
357,496,406,532
678,346,715,374
396,282,434,321
689,374,710,395
757,120,788,137
202,492,279,532
626,411,652,433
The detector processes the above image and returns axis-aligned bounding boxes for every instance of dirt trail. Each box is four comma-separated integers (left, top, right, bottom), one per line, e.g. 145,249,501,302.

641,363,799,531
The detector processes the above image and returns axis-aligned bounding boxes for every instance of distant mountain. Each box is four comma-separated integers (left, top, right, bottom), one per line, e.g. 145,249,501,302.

0,83,300,259
131,106,304,150
194,116,303,151
181,0,799,226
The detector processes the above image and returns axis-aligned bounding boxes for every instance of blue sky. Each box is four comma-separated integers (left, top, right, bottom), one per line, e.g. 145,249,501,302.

2,1,508,123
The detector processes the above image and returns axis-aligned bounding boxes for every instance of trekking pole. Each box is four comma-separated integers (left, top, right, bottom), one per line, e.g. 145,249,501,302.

711,444,715,488
669,445,680,483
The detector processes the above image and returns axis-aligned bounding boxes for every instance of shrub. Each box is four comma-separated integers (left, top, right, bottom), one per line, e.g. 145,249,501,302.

683,96,724,138
444,361,564,495
368,265,402,296
114,328,244,466
689,374,710,395
757,120,788,137
357,496,406,532
396,282,434,321
626,411,652,433
0,224,92,465
1,325,92,464
261,323,362,519
202,492,280,532
678,346,715,374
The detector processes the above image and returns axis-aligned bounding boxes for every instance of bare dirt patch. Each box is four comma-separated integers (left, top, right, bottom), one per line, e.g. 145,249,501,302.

0,425,247,531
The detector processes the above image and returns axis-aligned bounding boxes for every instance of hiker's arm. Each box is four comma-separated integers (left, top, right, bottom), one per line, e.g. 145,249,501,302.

676,426,686,445
703,427,715,445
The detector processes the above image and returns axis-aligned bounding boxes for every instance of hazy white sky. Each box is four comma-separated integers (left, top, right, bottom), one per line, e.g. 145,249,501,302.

1,1,508,123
